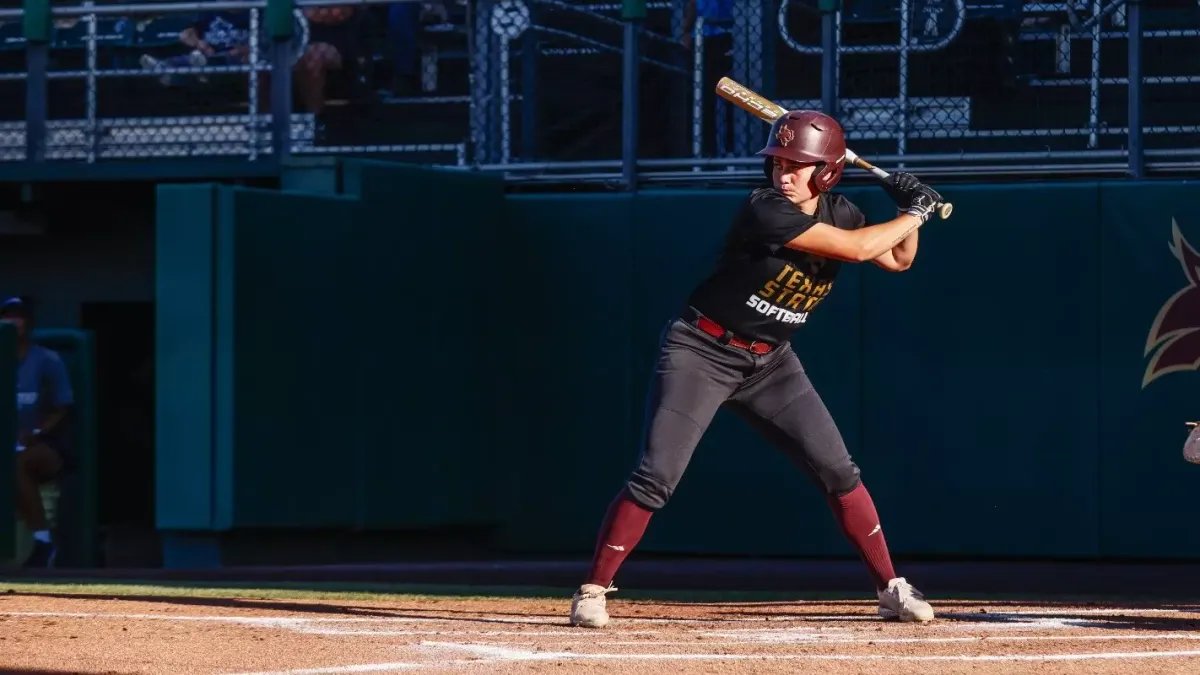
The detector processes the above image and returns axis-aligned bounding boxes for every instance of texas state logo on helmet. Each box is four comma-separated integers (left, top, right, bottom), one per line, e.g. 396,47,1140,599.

756,110,848,192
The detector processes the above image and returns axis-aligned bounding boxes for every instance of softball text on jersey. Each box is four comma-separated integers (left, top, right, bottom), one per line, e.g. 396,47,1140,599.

746,263,833,324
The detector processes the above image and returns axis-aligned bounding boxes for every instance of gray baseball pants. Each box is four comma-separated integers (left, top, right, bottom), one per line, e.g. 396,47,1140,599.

624,312,862,511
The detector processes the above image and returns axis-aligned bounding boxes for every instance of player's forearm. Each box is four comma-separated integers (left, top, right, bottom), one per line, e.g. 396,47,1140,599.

890,228,918,266
852,214,924,262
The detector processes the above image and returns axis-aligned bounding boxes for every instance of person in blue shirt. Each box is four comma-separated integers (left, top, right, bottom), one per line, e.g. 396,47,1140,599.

1,297,74,568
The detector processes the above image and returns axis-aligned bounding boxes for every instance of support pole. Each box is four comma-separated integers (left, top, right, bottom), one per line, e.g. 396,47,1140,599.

23,0,50,163
266,0,294,160
1126,0,1143,178
521,23,538,161
622,0,644,190
819,0,839,117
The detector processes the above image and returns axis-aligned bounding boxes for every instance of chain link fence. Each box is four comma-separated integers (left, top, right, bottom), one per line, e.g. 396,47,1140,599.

0,9,26,161
290,2,468,163
38,5,289,161
473,0,1193,177
771,0,1032,164
0,0,470,166
1007,1,1133,160
2,0,1199,177
682,0,1199,176
688,0,778,163
467,0,690,166
1136,3,1200,157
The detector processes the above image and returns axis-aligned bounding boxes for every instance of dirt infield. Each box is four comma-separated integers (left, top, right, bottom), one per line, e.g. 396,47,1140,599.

2,587,1200,675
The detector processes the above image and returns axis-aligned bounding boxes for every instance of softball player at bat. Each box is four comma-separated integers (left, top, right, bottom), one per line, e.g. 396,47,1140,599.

569,110,945,628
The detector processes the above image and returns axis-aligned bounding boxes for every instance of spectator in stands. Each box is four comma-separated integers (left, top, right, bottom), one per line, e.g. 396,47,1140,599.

298,6,358,114
1,297,73,568
140,11,252,88
140,8,356,117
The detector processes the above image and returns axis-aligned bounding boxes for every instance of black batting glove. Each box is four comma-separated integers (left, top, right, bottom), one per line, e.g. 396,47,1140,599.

900,184,944,223
881,171,922,208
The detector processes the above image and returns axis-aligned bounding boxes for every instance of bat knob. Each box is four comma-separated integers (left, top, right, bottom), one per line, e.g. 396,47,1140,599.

937,202,954,220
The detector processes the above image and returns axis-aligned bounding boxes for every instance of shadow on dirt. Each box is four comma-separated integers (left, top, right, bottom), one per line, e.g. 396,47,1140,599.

2,591,573,626
0,669,132,674
9,590,1199,631
935,610,1200,632
718,605,1200,632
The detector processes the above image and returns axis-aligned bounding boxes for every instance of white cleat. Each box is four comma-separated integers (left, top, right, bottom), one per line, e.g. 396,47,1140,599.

569,583,617,628
877,577,935,623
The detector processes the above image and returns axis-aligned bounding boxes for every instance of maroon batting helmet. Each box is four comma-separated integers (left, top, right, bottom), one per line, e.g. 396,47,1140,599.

757,110,847,192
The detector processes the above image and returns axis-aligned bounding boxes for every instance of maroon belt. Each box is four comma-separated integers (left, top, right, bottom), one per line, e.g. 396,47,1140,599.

694,315,774,355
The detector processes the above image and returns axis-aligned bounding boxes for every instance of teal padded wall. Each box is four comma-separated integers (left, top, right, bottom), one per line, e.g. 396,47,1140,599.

856,183,1102,557
217,186,368,529
500,194,639,552
156,164,509,534
1097,182,1200,557
153,165,1200,561
339,160,506,529
156,184,219,530
496,181,1200,560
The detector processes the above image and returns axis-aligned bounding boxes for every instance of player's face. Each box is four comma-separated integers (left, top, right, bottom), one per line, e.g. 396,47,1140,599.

771,158,818,206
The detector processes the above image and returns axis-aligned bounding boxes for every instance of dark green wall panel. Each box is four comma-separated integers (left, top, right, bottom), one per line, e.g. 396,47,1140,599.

858,183,1103,557
155,184,218,530
220,186,367,529
341,161,506,529
155,165,512,537
151,165,1200,562
500,194,637,552
1098,183,1200,558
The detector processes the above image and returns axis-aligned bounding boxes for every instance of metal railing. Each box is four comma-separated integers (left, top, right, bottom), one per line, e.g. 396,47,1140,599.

0,0,1196,186
1,0,467,166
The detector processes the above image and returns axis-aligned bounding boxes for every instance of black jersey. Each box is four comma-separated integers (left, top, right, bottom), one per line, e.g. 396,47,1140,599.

685,187,867,346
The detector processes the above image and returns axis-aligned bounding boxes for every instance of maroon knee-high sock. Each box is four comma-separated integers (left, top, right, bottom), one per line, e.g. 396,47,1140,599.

584,490,653,588
828,482,897,590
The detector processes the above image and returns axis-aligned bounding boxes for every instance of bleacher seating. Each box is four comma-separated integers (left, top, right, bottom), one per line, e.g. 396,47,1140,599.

0,3,473,162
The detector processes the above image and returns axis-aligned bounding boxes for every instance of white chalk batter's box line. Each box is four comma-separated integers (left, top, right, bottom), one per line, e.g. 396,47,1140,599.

418,641,1200,662
219,641,1200,675
224,642,1200,673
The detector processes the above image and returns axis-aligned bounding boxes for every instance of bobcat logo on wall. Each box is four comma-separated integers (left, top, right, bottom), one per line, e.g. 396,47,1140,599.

1143,219,1200,389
